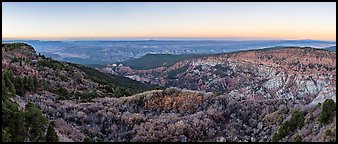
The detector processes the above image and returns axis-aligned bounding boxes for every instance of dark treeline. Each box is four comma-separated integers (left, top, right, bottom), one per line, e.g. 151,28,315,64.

2,69,58,142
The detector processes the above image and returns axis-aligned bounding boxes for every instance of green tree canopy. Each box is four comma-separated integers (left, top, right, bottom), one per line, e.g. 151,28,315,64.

46,121,59,142
318,99,336,124
25,102,48,142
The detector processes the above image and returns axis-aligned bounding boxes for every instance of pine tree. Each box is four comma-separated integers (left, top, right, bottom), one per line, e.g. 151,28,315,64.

23,76,29,91
19,58,23,66
12,110,27,142
2,79,9,99
83,136,92,142
14,77,25,96
25,103,48,142
6,70,15,82
3,71,16,97
2,99,27,142
294,134,302,142
29,76,35,91
318,99,336,124
46,121,59,142
114,87,123,97
32,76,38,91
8,80,16,97
2,128,12,142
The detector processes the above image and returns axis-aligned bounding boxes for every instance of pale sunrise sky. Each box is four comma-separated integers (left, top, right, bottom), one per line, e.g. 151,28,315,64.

2,2,336,41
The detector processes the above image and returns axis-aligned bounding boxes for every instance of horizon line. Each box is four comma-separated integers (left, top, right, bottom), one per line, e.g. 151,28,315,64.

2,37,337,42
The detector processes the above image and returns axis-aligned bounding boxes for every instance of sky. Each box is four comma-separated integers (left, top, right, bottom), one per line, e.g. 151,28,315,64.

2,2,336,41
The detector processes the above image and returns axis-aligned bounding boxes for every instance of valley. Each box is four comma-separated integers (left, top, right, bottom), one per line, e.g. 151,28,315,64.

2,43,336,142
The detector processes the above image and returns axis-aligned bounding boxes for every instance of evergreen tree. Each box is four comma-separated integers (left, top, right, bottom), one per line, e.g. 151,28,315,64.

2,128,12,142
104,85,114,93
8,79,16,97
114,87,123,97
14,77,25,96
19,58,23,66
29,76,35,91
6,70,15,82
318,99,336,124
11,110,27,142
83,136,92,142
32,76,38,91
2,99,27,142
294,134,302,142
25,102,48,142
58,87,69,99
3,71,16,97
46,121,59,142
2,79,9,100
23,76,29,91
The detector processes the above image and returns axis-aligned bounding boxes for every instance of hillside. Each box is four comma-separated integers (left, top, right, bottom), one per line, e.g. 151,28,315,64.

2,43,158,100
1,43,158,142
121,53,210,70
11,87,336,142
112,47,336,104
324,46,336,52
104,46,336,142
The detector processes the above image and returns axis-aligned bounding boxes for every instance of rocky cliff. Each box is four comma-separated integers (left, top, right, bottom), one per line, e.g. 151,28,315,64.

112,47,336,105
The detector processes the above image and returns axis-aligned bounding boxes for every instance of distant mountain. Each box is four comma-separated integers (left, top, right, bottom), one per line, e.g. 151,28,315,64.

323,46,336,52
3,39,336,65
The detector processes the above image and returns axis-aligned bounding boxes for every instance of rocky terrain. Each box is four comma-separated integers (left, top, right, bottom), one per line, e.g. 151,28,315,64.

110,47,336,106
2,43,336,142
11,87,337,142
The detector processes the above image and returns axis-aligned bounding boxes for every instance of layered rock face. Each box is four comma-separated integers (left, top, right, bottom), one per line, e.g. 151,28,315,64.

114,47,336,105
